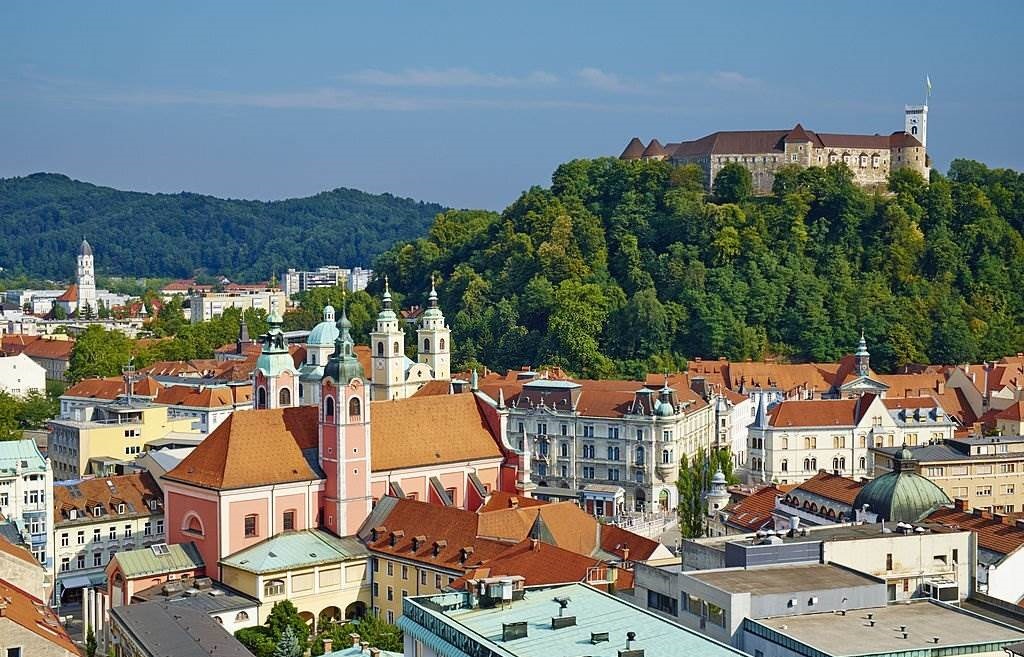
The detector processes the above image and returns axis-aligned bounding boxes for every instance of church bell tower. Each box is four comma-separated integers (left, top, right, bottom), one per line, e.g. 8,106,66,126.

416,277,451,382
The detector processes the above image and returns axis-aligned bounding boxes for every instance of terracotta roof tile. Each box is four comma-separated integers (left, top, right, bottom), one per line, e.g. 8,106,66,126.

411,380,452,398
767,398,870,428
22,338,74,360
477,491,547,514
155,385,235,409
55,284,78,303
927,506,1024,556
723,485,781,531
790,471,864,506
0,578,78,654
54,473,162,523
164,406,319,490
64,377,124,400
370,394,502,472
620,137,645,159
450,539,602,590
996,402,1024,422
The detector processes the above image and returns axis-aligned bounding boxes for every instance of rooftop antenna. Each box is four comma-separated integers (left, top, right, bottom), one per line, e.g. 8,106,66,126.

122,357,140,406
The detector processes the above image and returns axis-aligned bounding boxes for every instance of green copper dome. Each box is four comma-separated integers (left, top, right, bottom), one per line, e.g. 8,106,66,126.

853,450,950,523
323,304,364,383
307,305,340,346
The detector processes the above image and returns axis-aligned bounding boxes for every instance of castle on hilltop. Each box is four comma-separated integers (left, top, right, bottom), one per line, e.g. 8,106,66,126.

621,104,929,193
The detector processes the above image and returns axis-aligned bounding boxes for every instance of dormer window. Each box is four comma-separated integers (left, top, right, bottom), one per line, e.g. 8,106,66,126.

68,509,78,520
117,503,126,514
94,506,103,517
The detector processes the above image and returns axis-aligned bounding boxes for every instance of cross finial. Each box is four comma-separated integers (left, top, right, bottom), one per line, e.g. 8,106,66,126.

384,275,390,294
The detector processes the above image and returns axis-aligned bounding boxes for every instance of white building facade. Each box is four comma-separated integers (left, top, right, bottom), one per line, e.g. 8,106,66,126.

0,440,54,572
0,353,46,397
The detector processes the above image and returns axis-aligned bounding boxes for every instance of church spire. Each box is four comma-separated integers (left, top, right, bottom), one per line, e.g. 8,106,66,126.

855,330,870,377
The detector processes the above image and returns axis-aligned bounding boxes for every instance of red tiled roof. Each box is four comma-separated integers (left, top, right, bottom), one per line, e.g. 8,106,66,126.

791,471,864,506
996,402,1024,422
64,377,124,400
1,335,41,356
0,579,78,654
54,473,161,523
22,338,74,360
927,506,1024,556
164,406,320,490
767,397,873,428
411,380,454,398
477,491,547,514
620,137,645,159
55,284,78,303
0,535,40,568
723,485,781,531
155,385,235,409
450,539,603,590
882,396,942,410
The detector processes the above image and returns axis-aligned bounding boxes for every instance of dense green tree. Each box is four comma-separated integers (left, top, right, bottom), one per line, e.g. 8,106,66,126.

712,163,753,204
676,448,736,539
67,326,134,382
272,625,302,657
265,600,309,647
236,626,276,657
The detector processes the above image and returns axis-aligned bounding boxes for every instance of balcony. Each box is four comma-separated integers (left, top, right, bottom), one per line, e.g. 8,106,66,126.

655,463,675,481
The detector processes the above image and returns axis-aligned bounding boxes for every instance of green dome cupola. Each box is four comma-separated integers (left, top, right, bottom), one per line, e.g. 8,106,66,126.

324,299,364,384
853,446,950,523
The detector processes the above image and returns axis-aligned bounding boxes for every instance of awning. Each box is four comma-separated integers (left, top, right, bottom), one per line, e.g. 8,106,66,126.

61,575,93,590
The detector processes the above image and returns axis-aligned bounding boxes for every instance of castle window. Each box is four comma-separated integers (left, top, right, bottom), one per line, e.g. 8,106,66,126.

393,341,400,355
279,388,291,407
423,338,430,352
376,342,384,356
872,154,880,168
349,397,361,419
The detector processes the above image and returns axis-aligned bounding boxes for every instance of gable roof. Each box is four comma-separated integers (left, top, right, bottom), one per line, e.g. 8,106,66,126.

110,601,252,657
0,535,41,568
370,393,503,472
0,578,78,654
112,542,204,579
997,402,1024,422
723,485,780,531
164,406,319,490
22,338,74,360
55,284,78,303
791,471,864,506
477,491,547,514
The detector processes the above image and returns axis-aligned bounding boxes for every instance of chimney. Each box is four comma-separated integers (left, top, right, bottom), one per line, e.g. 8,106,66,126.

370,649,381,657
360,642,369,652
531,538,540,551
349,633,361,647
954,498,969,512
322,638,333,653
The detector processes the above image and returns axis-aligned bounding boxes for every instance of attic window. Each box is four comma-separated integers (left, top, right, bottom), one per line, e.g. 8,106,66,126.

94,506,103,517
117,503,126,514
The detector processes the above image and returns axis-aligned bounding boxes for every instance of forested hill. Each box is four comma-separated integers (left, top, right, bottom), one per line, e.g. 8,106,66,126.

0,173,446,280
374,158,1024,378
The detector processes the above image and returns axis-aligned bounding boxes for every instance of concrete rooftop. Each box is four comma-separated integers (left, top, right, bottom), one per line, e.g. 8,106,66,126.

688,563,880,595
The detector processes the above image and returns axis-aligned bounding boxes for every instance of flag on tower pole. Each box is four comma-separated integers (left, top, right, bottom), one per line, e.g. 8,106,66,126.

926,75,932,99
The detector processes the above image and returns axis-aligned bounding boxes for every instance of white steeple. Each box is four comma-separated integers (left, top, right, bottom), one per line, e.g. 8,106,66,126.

417,275,451,382
76,238,97,316
369,276,407,401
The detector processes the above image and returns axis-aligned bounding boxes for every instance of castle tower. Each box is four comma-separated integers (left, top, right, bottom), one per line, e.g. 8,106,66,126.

253,300,298,409
319,303,372,537
77,239,97,317
855,331,870,378
369,277,407,401
905,104,928,150
416,277,451,382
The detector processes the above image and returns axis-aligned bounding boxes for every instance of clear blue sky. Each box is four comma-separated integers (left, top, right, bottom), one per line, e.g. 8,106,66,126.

2,2,1021,209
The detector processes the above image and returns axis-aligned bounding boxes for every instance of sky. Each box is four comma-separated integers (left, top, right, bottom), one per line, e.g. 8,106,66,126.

2,2,1022,210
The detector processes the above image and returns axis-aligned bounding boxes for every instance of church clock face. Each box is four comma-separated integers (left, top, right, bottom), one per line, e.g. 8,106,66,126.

375,358,384,369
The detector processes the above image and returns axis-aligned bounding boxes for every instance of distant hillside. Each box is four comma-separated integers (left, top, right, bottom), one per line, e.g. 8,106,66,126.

0,173,446,280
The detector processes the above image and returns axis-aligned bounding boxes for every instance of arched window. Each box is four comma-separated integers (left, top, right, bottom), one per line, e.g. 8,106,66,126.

661,449,671,464
393,341,400,355
911,125,918,135
235,611,249,622
833,457,841,471
859,456,866,470
804,458,811,471
839,457,846,470
213,616,223,625
781,459,788,472
279,388,291,407
349,397,361,419
423,338,430,352
256,387,267,410
184,514,205,536
324,396,335,419
810,458,817,471
439,338,446,350
780,437,788,450
376,342,384,356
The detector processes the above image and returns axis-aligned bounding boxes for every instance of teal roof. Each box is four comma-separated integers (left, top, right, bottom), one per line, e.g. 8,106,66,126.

0,439,47,475
853,470,951,523
308,311,341,347
115,542,204,579
220,529,367,574
401,583,748,657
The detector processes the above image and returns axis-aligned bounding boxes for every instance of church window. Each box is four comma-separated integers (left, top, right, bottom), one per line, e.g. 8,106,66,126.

859,456,866,470
349,397,361,419
184,514,204,536
393,341,400,355
911,126,918,135
244,514,258,538
283,510,295,531
439,338,446,350
279,388,291,407
376,342,384,356
423,338,430,352
256,387,267,409
781,459,788,472
324,396,335,420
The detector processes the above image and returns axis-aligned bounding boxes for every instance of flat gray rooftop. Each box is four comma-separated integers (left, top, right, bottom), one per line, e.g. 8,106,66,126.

752,601,1023,655
695,522,964,552
687,564,879,595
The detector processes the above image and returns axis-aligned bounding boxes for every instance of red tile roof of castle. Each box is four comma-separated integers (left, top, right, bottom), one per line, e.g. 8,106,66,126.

641,139,668,157
0,579,78,654
620,137,645,159
723,485,781,531
790,471,864,506
164,406,320,490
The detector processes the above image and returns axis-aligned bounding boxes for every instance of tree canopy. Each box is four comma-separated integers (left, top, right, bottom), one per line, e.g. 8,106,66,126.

0,173,445,281
373,158,1024,377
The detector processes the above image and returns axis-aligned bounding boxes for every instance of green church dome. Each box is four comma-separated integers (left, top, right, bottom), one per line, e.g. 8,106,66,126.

853,448,950,523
